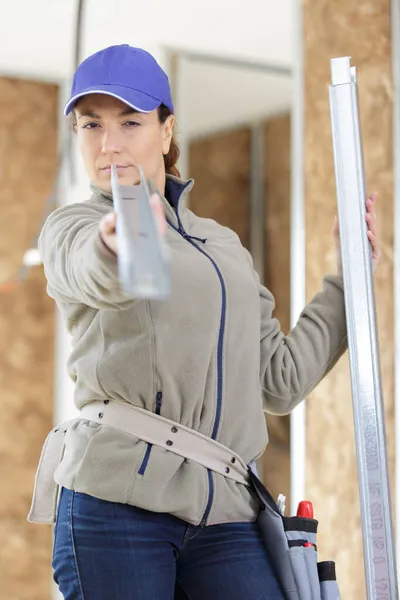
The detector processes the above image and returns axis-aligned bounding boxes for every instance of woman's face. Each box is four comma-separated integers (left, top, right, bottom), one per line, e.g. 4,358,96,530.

74,94,174,194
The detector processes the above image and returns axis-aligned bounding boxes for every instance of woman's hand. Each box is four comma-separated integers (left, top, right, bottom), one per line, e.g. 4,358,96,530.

333,192,381,276
99,195,166,257
100,212,118,255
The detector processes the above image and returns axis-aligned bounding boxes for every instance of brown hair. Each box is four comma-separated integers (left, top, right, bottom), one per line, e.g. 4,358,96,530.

70,102,181,179
158,104,180,178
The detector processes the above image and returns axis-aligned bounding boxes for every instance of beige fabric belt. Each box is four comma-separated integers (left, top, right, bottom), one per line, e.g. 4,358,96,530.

28,400,251,525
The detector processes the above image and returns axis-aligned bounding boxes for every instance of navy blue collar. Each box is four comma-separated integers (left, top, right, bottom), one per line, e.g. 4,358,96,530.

165,176,193,211
164,176,206,244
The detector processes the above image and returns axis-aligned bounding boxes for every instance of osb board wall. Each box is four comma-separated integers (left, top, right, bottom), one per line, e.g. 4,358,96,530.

189,127,252,248
304,0,393,596
0,78,58,600
189,117,291,501
261,115,291,504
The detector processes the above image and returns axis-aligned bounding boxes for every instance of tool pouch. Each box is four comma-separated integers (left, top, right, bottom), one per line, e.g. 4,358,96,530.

318,562,341,600
248,469,341,600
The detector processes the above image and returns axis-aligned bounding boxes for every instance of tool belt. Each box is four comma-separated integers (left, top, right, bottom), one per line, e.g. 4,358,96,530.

28,399,341,600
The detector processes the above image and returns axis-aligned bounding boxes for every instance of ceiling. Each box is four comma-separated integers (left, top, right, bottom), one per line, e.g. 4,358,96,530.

184,59,291,138
0,0,294,136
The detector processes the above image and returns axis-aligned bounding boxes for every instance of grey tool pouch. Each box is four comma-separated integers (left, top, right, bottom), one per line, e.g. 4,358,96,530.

248,469,341,600
318,562,341,600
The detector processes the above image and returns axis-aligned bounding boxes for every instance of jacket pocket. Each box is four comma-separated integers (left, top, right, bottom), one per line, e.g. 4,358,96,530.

138,391,163,475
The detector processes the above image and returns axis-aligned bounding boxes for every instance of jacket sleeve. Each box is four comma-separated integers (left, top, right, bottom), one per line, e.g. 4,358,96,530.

38,202,137,310
258,274,347,414
242,248,348,414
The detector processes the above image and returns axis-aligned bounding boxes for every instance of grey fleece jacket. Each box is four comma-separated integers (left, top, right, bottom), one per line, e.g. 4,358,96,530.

37,175,347,526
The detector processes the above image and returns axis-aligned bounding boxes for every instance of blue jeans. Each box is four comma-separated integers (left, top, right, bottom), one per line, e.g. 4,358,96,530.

53,487,285,600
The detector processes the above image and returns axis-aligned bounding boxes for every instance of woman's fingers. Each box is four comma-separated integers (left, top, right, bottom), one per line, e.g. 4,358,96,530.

366,212,377,235
366,193,381,270
366,193,378,221
102,212,117,234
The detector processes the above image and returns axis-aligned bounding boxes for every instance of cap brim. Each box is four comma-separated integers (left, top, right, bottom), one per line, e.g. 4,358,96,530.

63,85,162,116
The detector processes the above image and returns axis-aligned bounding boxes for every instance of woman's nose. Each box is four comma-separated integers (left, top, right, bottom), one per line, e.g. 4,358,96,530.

101,128,122,154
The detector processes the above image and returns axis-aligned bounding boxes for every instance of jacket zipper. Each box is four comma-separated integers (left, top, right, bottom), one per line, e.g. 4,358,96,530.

138,391,163,475
167,218,227,525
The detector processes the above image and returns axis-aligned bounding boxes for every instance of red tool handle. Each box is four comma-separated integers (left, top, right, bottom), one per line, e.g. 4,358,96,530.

297,500,314,519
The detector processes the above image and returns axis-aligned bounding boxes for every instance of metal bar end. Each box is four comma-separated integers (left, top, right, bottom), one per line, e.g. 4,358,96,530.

331,56,352,86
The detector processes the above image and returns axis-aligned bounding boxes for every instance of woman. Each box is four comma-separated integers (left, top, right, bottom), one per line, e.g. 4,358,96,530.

31,44,381,599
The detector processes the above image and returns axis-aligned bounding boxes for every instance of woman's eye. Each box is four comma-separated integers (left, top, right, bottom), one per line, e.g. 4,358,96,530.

123,121,140,128
82,122,99,130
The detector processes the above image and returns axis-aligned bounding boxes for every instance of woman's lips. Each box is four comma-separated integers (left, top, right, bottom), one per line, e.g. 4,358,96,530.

100,165,131,172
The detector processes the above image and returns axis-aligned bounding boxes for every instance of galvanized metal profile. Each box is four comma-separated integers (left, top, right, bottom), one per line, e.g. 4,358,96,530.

329,56,398,599
391,0,400,584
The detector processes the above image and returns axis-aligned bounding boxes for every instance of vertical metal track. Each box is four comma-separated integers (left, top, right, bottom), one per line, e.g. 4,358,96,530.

329,56,398,599
391,0,400,586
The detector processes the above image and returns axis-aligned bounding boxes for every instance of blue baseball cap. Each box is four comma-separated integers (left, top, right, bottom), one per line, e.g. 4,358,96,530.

64,44,174,116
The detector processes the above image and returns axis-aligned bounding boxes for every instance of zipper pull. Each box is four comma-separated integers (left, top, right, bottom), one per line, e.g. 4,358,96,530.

179,229,207,244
